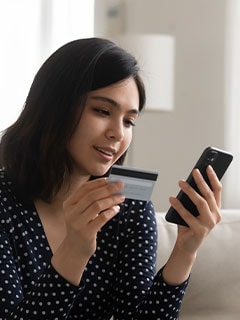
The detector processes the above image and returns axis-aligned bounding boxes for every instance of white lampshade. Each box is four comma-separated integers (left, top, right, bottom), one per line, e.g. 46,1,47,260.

110,33,175,111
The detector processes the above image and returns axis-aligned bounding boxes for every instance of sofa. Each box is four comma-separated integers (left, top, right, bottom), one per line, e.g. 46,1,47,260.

156,209,240,319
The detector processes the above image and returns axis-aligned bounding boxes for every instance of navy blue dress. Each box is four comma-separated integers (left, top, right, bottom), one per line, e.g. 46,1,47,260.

0,170,188,319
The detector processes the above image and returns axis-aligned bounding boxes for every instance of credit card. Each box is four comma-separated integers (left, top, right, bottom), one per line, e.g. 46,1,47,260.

109,165,158,201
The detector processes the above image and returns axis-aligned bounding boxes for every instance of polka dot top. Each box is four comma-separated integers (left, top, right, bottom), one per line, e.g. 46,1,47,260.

0,169,188,319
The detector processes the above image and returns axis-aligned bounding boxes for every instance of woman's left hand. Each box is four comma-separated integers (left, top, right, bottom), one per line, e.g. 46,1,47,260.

170,165,222,255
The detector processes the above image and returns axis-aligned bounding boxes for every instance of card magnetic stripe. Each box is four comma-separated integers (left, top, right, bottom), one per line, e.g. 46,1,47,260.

110,166,158,181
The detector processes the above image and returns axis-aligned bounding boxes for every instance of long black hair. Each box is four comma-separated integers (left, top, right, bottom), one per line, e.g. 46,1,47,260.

0,37,146,202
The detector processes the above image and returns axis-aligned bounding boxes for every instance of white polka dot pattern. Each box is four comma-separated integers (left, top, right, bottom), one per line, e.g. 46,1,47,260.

0,170,188,319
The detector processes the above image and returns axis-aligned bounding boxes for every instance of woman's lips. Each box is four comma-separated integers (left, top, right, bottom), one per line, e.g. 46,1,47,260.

94,146,116,161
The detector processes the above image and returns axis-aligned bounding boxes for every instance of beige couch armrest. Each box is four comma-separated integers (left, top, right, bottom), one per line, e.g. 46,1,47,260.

155,209,240,319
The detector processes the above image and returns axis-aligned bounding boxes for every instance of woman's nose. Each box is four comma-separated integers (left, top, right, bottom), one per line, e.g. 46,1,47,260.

106,123,124,141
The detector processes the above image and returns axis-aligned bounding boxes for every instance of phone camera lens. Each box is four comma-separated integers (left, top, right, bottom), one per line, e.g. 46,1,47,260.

209,151,218,163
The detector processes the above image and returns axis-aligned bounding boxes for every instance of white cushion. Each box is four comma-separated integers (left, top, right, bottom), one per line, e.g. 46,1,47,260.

155,209,240,319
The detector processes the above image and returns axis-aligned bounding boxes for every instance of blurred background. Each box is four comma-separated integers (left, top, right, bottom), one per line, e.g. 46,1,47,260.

0,0,239,212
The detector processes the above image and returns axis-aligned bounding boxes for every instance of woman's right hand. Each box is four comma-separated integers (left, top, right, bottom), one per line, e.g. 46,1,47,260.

51,177,125,285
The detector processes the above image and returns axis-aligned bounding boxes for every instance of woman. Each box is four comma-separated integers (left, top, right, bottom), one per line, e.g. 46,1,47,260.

0,38,221,319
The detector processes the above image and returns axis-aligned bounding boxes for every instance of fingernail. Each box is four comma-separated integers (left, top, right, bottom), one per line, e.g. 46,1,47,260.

113,205,121,213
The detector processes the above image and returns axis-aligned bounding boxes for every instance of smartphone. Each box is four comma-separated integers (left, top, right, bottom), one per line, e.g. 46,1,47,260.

165,146,233,226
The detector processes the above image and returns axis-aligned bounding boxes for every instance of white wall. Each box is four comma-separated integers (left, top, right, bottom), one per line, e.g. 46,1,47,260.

95,0,229,211
0,0,95,133
224,0,240,208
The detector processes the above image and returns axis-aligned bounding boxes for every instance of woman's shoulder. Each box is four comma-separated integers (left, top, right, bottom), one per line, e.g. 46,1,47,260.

0,169,14,226
0,169,36,232
0,169,20,217
0,168,14,196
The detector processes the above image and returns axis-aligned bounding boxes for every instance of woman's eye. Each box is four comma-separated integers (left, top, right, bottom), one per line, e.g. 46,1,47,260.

93,107,136,127
93,108,110,116
124,119,136,127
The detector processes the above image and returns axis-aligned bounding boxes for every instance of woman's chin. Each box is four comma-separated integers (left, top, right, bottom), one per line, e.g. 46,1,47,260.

90,166,112,178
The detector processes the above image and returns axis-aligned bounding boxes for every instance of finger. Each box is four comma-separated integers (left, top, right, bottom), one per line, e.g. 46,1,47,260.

192,167,221,210
206,165,222,208
191,169,217,212
169,196,201,229
71,201,122,236
83,180,124,210
192,167,222,222
175,179,212,228
80,192,125,222
70,180,124,216
65,179,124,209
88,205,121,231
178,172,221,225
65,177,108,205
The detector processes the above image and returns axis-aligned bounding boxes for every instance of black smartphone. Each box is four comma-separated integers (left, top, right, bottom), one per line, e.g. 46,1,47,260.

165,146,233,226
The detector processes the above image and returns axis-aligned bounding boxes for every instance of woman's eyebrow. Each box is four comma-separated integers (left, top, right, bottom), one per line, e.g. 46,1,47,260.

90,96,139,115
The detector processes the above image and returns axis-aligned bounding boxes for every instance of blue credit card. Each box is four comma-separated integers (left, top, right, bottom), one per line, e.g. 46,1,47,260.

109,165,158,201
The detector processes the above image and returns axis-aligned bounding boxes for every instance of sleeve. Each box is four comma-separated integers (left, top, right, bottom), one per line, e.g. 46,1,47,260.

0,229,84,320
112,200,189,320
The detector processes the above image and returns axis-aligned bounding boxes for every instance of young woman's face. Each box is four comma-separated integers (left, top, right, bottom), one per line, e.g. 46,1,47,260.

68,77,140,178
